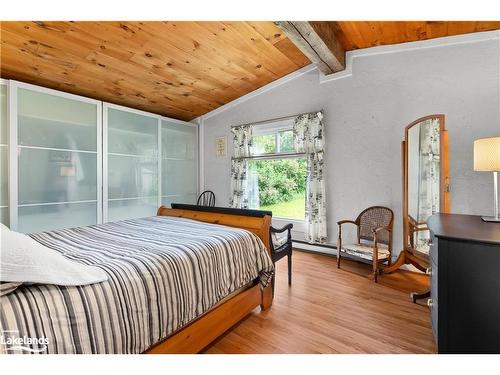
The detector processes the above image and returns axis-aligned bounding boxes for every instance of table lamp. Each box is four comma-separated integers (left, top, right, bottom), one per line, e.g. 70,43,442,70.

474,136,500,222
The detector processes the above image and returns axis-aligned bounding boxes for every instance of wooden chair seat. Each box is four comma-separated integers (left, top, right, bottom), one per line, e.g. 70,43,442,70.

341,243,390,261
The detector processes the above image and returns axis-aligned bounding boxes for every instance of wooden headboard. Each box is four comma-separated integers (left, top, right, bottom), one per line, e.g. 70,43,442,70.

157,206,272,253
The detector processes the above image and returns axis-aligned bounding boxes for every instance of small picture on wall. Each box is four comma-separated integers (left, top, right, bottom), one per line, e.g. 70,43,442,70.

215,136,227,157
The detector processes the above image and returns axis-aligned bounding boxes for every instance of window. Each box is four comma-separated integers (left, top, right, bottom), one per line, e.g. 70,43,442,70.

247,121,306,220
253,129,294,154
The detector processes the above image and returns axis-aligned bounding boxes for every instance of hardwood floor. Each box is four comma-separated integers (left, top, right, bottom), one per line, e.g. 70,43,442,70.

203,250,436,354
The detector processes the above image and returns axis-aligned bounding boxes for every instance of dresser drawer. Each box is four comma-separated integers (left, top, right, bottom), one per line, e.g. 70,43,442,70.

429,231,437,263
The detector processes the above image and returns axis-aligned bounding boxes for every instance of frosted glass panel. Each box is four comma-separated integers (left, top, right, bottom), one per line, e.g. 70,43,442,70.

18,202,97,233
0,85,7,226
17,87,99,233
0,207,9,227
18,148,97,205
161,121,196,160
108,108,157,155
161,120,197,200
0,84,7,145
108,155,158,199
161,194,197,207
0,85,7,225
108,198,157,222
162,160,197,196
0,146,8,206
18,88,97,151
106,107,159,223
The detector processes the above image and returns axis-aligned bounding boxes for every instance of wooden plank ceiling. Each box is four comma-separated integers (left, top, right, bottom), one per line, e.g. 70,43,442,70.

0,21,309,121
1,21,499,121
334,21,500,50
276,21,500,75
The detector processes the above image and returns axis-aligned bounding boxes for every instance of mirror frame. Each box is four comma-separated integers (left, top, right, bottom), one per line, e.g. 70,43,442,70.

402,114,450,254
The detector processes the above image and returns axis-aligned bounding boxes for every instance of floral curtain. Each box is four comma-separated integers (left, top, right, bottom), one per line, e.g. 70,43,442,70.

293,111,327,243
229,125,253,208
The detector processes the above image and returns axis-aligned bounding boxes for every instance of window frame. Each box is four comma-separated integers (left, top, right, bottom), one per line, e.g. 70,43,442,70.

251,119,296,157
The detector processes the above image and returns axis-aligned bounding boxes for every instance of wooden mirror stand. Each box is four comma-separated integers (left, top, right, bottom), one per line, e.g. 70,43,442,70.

383,115,450,297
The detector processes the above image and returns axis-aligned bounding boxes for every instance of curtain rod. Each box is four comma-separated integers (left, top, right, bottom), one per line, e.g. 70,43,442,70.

230,110,321,129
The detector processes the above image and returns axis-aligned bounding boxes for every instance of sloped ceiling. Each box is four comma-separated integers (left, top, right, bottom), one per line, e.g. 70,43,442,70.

1,21,499,121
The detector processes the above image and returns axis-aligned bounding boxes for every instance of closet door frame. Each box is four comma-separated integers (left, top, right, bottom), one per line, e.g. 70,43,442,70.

160,116,199,206
4,79,199,230
8,80,103,230
102,102,162,223
0,79,9,226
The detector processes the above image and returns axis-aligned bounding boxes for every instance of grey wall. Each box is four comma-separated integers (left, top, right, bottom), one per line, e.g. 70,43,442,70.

201,36,500,254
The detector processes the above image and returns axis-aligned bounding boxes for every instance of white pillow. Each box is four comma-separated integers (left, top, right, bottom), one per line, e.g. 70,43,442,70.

0,223,107,287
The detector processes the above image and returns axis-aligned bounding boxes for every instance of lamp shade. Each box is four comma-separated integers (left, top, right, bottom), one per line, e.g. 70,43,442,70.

474,137,500,171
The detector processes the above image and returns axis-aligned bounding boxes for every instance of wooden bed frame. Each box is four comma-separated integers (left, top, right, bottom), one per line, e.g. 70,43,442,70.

143,206,273,354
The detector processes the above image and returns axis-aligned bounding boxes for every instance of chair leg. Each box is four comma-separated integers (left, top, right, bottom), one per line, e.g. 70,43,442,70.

373,259,379,283
271,274,276,298
336,237,341,269
410,290,430,303
287,253,292,286
387,255,392,267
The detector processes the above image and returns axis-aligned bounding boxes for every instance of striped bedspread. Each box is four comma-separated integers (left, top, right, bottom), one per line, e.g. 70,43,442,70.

0,216,274,354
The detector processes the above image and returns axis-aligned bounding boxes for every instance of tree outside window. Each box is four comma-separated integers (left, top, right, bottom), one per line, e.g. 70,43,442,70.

248,129,306,219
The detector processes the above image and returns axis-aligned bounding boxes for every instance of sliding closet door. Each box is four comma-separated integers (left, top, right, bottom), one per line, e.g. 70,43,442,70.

161,120,198,206
13,83,101,233
104,105,159,222
0,82,8,226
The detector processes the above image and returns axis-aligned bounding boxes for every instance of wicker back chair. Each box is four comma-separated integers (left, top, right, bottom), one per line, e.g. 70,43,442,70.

196,190,216,207
337,206,394,282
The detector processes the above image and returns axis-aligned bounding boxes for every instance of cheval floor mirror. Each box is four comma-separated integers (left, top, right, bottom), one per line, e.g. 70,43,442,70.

384,114,450,302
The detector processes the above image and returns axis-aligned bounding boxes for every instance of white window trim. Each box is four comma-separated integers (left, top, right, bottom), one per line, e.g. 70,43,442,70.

252,118,294,136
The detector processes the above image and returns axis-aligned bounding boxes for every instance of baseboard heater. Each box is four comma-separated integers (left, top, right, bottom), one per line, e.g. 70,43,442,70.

292,240,338,256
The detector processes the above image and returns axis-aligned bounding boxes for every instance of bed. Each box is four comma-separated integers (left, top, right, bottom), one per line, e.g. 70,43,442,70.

0,206,274,354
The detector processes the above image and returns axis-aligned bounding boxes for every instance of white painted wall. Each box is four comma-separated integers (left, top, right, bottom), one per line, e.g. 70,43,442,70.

200,33,500,255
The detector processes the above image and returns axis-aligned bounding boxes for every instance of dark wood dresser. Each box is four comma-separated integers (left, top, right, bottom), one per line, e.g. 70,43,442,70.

427,213,500,353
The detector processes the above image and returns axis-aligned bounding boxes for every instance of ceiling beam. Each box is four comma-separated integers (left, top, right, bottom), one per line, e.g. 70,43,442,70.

274,21,345,75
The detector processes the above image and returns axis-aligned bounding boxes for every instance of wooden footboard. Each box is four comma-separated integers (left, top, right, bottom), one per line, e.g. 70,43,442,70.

157,205,272,253
143,206,273,354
